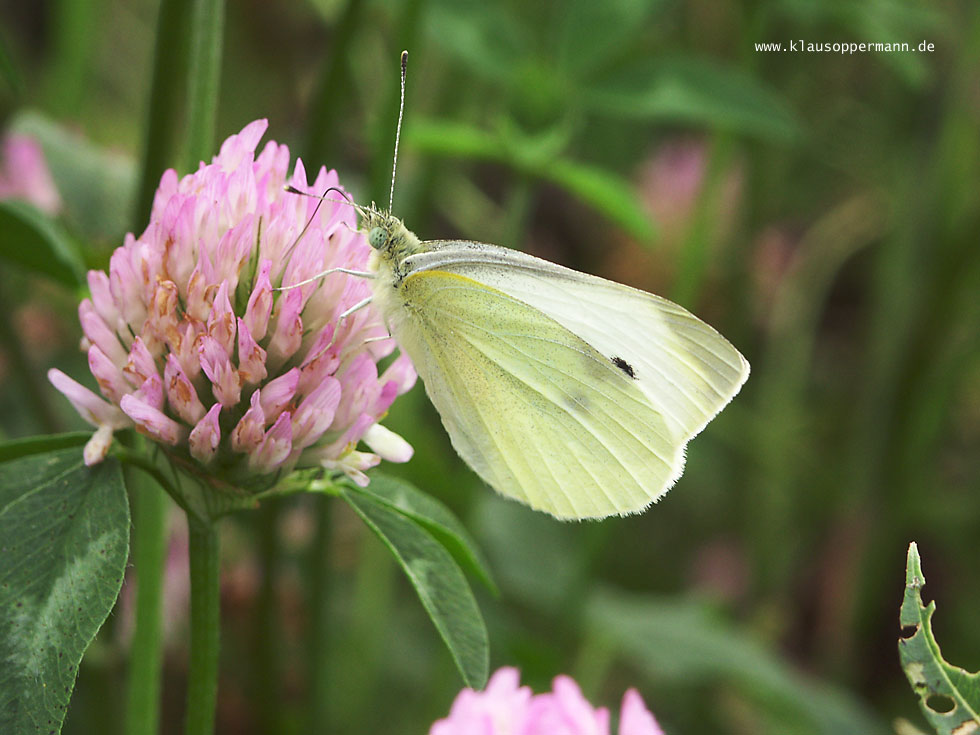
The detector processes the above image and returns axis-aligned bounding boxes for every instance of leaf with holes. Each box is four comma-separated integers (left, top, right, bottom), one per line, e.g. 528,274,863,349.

899,542,980,734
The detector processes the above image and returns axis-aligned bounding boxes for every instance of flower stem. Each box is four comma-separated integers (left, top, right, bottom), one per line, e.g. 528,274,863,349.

183,0,225,171
307,495,333,732
253,500,282,733
185,517,221,735
134,0,193,225
124,466,169,735
304,0,365,166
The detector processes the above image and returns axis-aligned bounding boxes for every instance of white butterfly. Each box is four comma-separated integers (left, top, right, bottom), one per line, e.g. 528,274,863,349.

297,52,749,519
360,213,749,520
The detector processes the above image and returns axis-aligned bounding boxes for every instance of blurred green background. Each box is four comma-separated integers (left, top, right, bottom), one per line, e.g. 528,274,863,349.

1,0,978,733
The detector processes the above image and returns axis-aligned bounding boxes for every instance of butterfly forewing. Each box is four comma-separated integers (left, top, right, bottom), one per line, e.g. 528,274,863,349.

403,241,750,444
390,269,684,519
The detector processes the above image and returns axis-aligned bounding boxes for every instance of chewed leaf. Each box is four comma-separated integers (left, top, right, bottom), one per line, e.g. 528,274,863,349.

899,542,980,734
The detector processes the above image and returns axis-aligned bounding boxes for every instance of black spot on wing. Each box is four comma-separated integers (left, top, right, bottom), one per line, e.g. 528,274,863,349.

611,356,636,379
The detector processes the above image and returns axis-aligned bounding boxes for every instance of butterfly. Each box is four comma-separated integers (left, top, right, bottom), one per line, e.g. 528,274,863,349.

297,52,749,520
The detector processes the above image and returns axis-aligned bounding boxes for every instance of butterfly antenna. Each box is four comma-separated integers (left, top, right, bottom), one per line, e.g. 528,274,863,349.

388,50,408,213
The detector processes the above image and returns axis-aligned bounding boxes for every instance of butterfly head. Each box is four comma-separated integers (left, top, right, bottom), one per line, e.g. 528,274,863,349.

360,207,420,264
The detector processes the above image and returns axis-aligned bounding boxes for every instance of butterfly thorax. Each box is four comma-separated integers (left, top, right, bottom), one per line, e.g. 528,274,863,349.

363,209,423,282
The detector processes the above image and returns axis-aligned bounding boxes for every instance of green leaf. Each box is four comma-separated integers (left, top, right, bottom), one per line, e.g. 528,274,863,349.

407,119,500,161
555,0,663,75
587,588,888,735
899,542,980,734
0,447,130,734
0,432,91,463
0,200,85,287
350,473,497,594
425,0,528,85
544,159,657,243
341,487,489,688
584,57,801,141
407,119,656,242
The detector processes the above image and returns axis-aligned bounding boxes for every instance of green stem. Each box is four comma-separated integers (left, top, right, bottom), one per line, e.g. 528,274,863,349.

134,0,194,225
501,175,534,250
185,518,221,735
124,469,169,735
253,501,281,734
304,0,366,167
43,0,99,115
183,0,226,171
367,0,425,205
307,495,333,732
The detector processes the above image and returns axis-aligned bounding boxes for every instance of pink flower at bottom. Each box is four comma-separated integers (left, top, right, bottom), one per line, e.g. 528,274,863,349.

430,668,665,735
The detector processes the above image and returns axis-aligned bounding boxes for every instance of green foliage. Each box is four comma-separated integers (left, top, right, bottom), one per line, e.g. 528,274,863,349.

0,445,129,735
899,543,980,735
588,589,887,735
355,473,497,594
342,485,490,689
0,200,84,287
583,57,800,140
8,111,136,246
2,0,978,731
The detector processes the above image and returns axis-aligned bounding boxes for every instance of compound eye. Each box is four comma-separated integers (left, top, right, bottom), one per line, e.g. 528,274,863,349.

368,227,387,249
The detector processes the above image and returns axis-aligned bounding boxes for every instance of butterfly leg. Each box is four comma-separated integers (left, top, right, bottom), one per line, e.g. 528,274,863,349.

339,295,373,320
274,267,375,292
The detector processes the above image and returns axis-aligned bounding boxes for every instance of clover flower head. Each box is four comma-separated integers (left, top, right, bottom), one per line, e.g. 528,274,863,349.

430,667,665,735
49,119,416,489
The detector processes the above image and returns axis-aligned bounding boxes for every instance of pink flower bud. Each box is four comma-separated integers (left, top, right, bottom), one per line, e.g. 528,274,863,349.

164,354,206,424
135,374,165,412
237,318,268,385
185,263,211,322
87,270,123,334
231,391,265,452
198,334,241,407
173,319,204,380
124,336,159,388
268,288,304,366
243,259,273,341
88,344,129,403
47,369,129,430
250,412,292,472
381,351,418,395
79,300,127,367
147,280,180,354
291,377,341,449
189,403,222,463
258,367,298,423
207,281,237,356
120,392,184,446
